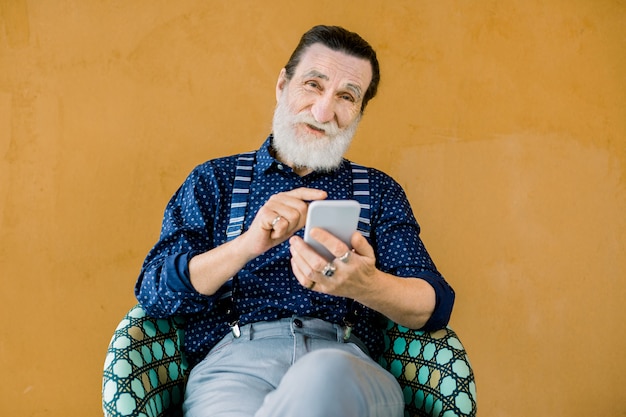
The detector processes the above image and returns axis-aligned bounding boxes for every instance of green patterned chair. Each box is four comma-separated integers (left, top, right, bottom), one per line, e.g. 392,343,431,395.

102,304,477,417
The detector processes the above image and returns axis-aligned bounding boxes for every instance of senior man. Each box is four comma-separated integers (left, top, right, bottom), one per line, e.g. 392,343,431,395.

136,25,455,417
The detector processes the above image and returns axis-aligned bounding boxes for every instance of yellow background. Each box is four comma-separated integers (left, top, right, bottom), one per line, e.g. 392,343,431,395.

1,1,625,415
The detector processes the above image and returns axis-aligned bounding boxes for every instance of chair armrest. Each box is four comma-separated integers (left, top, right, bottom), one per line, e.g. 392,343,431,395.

102,305,187,417
379,321,477,417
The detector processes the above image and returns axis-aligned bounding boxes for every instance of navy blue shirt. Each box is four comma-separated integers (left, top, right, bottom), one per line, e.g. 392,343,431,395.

135,136,455,368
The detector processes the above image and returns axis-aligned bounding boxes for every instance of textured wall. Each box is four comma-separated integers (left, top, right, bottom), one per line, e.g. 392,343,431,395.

1,1,625,415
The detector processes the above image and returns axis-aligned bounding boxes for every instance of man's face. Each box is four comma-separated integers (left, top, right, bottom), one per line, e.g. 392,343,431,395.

271,43,373,173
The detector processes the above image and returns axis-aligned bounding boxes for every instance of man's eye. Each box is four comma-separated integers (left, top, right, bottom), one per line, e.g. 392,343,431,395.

305,81,320,89
340,94,355,102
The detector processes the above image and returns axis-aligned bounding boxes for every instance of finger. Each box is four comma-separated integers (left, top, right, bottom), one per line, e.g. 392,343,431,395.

289,247,317,289
291,258,316,290
308,228,351,258
256,200,299,233
270,214,282,229
261,195,314,232
283,187,328,202
267,214,288,239
261,188,326,233
350,232,374,258
289,235,334,275
337,250,353,263
266,188,327,213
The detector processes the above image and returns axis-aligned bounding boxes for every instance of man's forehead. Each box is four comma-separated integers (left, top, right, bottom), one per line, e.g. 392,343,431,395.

293,43,372,90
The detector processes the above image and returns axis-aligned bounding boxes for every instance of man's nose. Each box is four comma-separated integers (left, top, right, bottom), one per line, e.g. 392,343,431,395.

310,94,336,124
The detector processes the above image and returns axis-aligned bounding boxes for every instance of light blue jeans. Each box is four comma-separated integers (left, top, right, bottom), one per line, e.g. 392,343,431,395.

183,317,404,417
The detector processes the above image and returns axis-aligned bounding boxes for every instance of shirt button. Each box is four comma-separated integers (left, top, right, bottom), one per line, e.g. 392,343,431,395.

277,164,284,170
293,318,303,328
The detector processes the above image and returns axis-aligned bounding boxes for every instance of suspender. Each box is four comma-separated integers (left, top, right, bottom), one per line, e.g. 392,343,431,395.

225,151,256,240
223,152,371,338
343,162,370,340
218,151,256,337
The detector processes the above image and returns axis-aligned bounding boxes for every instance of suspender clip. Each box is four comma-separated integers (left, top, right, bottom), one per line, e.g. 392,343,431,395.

229,320,241,338
342,325,353,341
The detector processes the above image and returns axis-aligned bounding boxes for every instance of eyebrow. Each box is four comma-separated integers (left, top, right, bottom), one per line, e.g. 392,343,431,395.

303,70,363,100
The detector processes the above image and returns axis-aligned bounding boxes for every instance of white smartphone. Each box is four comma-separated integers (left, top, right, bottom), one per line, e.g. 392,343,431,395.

303,200,361,261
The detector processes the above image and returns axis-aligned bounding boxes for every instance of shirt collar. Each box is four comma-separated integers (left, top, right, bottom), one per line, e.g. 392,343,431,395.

255,134,279,174
255,133,349,178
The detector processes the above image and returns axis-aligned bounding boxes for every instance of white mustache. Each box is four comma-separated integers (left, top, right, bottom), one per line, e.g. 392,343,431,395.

292,113,340,136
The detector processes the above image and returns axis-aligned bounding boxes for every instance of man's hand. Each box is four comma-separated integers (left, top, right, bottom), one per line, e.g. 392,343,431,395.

289,228,437,330
289,229,377,299
240,187,328,256
189,187,326,295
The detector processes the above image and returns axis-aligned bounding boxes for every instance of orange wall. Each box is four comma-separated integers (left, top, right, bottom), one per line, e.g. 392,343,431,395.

1,1,625,415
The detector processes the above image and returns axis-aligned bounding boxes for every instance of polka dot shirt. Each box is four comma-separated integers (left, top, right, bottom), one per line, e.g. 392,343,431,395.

135,136,455,368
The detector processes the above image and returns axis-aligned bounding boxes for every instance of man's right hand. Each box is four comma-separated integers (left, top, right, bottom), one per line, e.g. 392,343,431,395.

241,187,328,256
189,187,327,295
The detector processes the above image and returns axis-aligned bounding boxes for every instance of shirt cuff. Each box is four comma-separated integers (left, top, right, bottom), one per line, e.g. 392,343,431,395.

415,271,456,331
162,251,201,294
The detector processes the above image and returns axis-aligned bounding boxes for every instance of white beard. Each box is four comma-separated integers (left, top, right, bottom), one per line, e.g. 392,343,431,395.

271,92,360,173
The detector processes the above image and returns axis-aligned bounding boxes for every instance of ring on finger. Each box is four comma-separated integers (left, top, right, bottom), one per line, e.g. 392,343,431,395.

321,262,336,277
271,215,282,228
338,251,352,263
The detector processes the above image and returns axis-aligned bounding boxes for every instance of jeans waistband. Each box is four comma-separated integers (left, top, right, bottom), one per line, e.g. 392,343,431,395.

234,317,369,355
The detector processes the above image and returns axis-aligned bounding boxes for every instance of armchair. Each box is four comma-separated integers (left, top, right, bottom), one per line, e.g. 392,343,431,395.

102,305,476,416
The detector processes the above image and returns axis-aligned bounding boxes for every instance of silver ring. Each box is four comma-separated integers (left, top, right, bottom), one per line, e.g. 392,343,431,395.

338,251,352,263
321,262,336,277
271,215,282,228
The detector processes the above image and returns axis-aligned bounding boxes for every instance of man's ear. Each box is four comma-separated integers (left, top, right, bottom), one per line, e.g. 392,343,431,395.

275,68,288,101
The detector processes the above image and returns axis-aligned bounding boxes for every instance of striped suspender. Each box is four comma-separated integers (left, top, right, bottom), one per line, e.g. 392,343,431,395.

223,153,371,337
350,162,371,238
344,162,370,340
225,151,256,241
219,152,256,336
